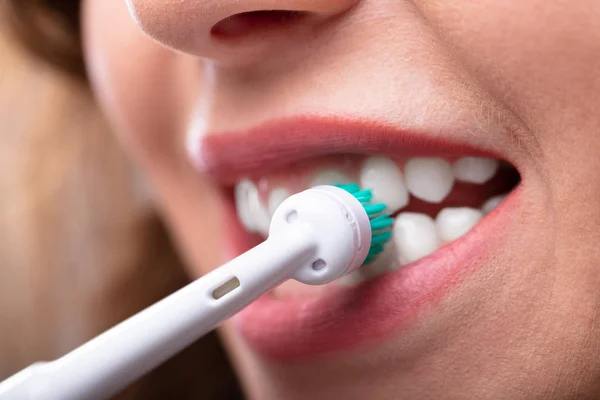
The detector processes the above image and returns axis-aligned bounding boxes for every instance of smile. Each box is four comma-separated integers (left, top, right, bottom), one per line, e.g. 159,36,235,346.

189,116,522,361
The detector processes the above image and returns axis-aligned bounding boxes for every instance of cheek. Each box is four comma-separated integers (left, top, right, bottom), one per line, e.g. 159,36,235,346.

82,0,225,275
421,0,600,134
421,0,600,214
82,0,202,162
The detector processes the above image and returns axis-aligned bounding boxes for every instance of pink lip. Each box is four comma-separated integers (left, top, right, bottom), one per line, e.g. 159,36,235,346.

192,116,504,185
190,116,519,361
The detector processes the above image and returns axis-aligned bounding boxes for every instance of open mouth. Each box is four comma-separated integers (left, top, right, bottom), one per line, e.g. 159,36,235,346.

233,154,519,289
189,116,522,361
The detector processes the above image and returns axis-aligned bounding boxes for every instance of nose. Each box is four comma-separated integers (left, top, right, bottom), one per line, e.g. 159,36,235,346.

126,0,359,62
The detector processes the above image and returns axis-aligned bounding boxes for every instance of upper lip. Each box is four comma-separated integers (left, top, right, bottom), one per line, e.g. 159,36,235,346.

189,115,510,185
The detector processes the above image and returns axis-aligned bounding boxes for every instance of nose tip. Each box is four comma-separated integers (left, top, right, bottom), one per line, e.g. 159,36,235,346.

126,0,358,62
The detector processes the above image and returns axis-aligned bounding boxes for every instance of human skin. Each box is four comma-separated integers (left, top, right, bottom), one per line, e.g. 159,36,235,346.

82,0,600,398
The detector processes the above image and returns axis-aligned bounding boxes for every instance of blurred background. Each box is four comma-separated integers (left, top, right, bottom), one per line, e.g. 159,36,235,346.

0,5,241,399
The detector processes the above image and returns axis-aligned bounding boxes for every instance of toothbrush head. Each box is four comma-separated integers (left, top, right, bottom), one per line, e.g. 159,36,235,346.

335,183,394,265
270,184,390,285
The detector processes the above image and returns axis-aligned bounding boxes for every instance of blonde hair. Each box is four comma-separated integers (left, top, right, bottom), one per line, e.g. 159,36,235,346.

0,3,240,398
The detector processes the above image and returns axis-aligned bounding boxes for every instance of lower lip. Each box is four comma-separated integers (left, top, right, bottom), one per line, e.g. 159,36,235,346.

221,186,521,362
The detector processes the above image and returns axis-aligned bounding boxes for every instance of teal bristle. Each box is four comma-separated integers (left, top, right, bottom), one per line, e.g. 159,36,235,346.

370,214,394,231
352,190,373,203
362,203,386,216
335,183,394,265
371,230,393,246
337,183,361,193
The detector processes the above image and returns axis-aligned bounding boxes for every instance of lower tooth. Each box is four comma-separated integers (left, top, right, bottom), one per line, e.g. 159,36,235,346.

393,213,441,265
435,207,482,242
481,194,506,214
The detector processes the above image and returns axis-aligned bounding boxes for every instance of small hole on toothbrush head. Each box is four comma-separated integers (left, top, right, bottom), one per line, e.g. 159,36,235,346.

286,210,298,223
312,259,326,271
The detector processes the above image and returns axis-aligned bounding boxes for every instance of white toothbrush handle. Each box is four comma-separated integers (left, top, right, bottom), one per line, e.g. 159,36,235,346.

0,227,316,400
0,185,372,400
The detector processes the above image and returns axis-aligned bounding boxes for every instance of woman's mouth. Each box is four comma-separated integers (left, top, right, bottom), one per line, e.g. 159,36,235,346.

234,154,518,290
189,116,522,361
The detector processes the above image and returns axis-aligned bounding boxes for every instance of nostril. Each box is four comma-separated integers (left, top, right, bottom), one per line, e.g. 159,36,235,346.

211,10,310,40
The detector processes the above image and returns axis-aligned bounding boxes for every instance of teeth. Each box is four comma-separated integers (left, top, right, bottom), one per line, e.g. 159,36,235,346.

246,184,271,237
310,169,352,187
435,207,482,242
268,187,290,215
359,156,409,212
235,155,505,274
452,157,499,184
234,180,258,232
481,194,506,214
404,158,454,204
393,213,441,265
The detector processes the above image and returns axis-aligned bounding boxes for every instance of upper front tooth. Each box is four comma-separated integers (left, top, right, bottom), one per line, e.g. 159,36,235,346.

452,157,499,184
481,194,506,214
404,158,455,203
435,207,482,242
235,180,258,232
246,184,271,236
359,156,409,212
268,187,291,215
393,212,441,265
310,169,352,187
